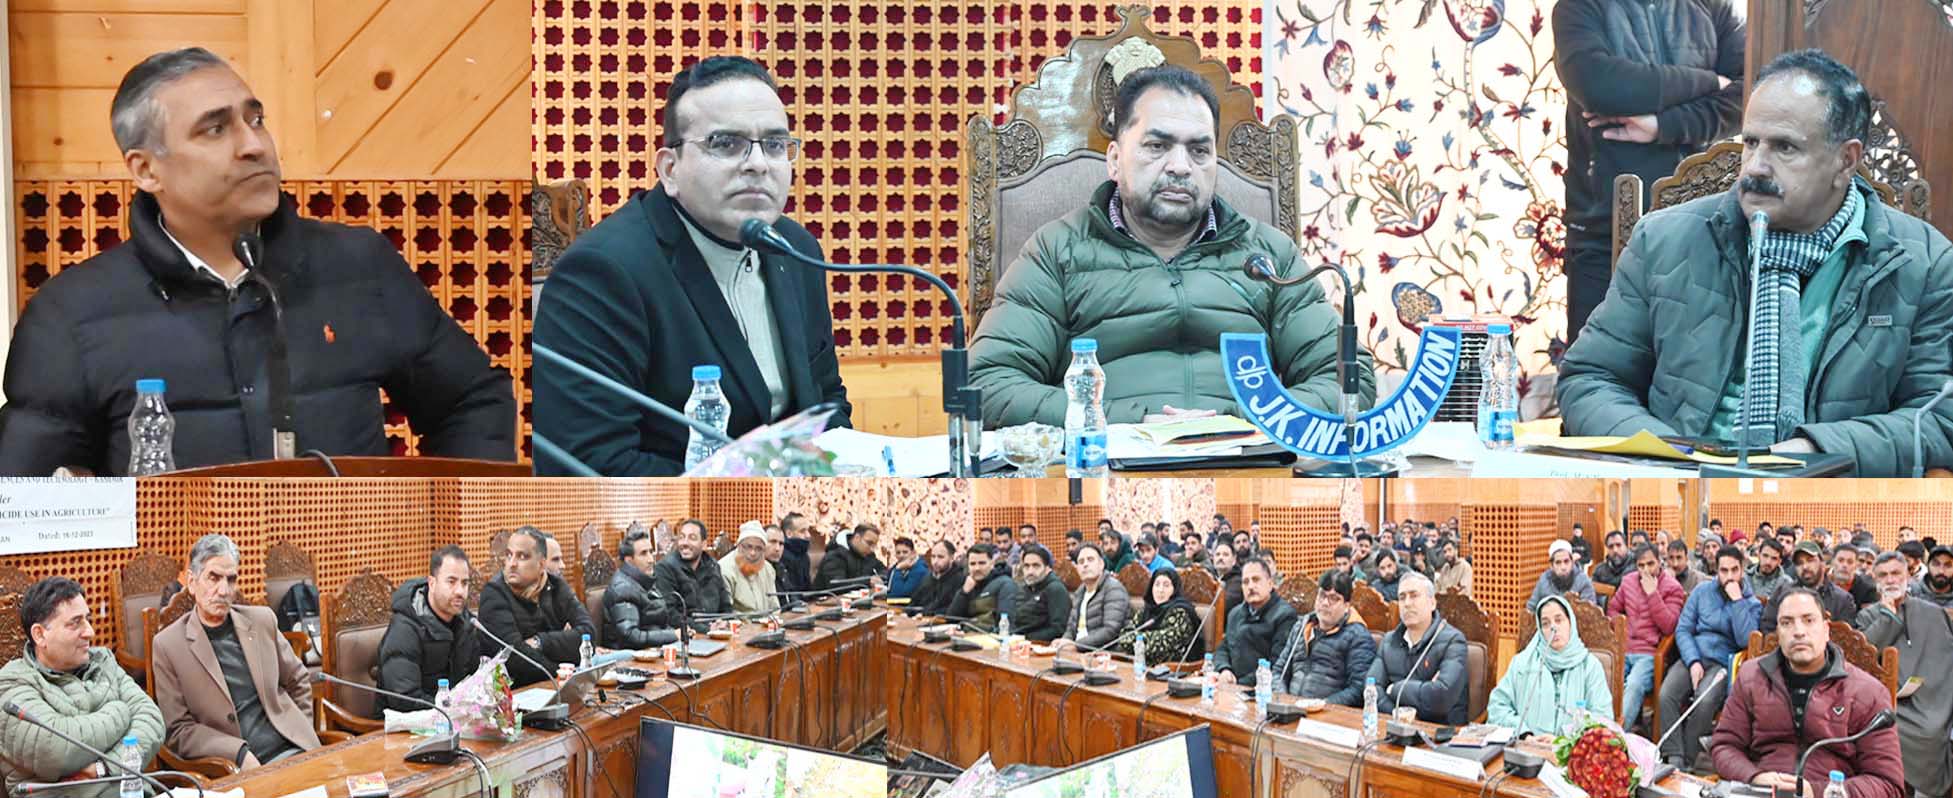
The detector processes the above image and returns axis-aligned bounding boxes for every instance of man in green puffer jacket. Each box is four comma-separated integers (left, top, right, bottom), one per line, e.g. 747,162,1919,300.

1558,50,1953,476
970,65,1375,427
0,578,163,795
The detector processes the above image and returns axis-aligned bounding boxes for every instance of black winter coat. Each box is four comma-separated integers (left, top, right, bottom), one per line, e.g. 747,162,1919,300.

602,562,681,649
476,572,595,687
814,541,885,592
652,550,732,624
375,578,479,713
1008,574,1072,643
908,563,966,617
775,538,813,595
0,191,516,476
1214,596,1300,687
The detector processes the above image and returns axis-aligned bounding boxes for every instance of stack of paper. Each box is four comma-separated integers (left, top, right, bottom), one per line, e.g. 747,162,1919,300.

815,428,1000,477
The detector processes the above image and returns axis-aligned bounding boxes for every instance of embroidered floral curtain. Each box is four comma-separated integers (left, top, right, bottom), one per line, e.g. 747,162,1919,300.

1264,0,1570,395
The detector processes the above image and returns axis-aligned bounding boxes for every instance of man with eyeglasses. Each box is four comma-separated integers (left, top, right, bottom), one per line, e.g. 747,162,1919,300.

532,55,850,475
968,64,1373,428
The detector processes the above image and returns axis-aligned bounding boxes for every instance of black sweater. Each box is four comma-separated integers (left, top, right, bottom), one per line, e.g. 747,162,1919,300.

476,572,595,687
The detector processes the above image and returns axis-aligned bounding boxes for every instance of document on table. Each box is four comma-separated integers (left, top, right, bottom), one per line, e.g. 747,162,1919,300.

514,686,557,712
815,428,1000,477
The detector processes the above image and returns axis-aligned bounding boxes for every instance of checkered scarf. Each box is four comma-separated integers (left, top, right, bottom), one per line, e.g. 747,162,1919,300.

1741,182,1863,443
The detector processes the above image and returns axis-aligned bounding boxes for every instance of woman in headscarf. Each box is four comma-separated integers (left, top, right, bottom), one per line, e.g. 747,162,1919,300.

1105,568,1204,662
1099,528,1137,574
1487,595,1616,736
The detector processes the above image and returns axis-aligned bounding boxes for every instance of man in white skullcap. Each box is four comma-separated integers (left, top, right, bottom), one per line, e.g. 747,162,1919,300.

718,521,780,614
1530,539,1599,611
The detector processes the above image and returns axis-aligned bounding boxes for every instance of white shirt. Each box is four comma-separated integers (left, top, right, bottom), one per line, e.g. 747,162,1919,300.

159,214,246,290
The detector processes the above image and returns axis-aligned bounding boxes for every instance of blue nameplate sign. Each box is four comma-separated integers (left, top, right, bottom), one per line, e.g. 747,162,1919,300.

1220,326,1465,458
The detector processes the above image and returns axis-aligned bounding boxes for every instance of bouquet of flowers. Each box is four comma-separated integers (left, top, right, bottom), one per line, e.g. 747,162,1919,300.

685,404,842,476
1554,716,1661,798
447,649,522,742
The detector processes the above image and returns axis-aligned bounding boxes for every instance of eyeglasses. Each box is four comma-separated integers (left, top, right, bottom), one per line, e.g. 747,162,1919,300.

677,132,803,162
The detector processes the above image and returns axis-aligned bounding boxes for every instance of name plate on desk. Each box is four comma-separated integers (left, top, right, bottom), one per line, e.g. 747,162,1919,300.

1402,747,1485,781
1295,719,1363,748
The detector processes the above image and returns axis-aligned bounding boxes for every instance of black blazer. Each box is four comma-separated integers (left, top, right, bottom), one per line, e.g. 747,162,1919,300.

531,184,851,475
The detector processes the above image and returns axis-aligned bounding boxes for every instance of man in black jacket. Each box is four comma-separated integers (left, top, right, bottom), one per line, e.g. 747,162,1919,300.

1214,558,1299,688
1274,570,1377,707
376,545,479,713
1369,572,1471,725
603,525,680,649
0,48,515,477
1009,546,1071,643
1760,541,1861,632
1593,530,1635,589
531,55,849,475
814,523,886,592
652,519,732,629
477,527,595,687
1552,0,1744,343
774,512,814,595
909,539,965,617
947,544,1020,632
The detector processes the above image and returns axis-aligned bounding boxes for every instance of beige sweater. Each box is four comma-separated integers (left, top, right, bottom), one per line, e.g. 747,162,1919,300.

718,551,781,615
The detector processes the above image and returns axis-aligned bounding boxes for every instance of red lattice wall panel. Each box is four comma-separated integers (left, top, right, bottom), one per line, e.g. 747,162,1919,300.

532,1,1261,359
13,180,531,459
1460,507,1559,638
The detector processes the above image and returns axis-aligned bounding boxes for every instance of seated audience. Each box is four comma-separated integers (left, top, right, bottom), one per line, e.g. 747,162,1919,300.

774,513,814,594
718,522,780,615
652,519,735,625
1057,544,1131,651
377,545,481,712
1105,569,1204,662
1211,542,1245,610
1100,528,1137,574
1370,573,1470,725
1362,548,1404,601
1556,50,1953,477
0,577,163,792
1135,535,1175,574
1432,538,1473,596
1063,530,1084,563
1272,571,1375,707
1008,546,1071,643
1606,543,1685,730
1749,538,1792,600
481,526,598,686
1667,539,1708,596
1214,558,1297,688
1827,544,1879,612
1710,588,1905,798
815,523,886,592
1912,545,1953,608
1761,541,1858,633
1174,530,1211,572
1529,539,1600,610
1660,545,1761,772
1592,531,1634,589
1322,545,1363,588
908,540,966,618
154,534,321,767
947,543,1020,632
1858,552,1953,798
885,537,927,600
605,525,681,648
543,534,566,577
1490,596,1614,736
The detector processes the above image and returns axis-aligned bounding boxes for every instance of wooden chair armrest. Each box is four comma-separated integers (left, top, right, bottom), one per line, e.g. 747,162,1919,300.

318,729,353,745
159,747,239,780
114,649,146,679
322,698,385,736
149,771,207,791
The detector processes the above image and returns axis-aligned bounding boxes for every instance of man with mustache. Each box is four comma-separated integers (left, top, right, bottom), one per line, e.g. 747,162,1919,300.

969,64,1373,427
0,48,516,476
1592,530,1635,589
1860,551,1953,798
1558,50,1953,476
1748,538,1791,599
717,521,780,614
1912,545,1953,608
1760,541,1859,633
532,55,850,475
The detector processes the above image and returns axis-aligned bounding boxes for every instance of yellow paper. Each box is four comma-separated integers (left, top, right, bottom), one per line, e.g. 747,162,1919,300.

1130,415,1266,446
1535,430,1801,466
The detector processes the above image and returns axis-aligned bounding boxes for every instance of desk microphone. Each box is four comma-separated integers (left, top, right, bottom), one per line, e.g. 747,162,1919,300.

1159,588,1226,696
1737,210,1772,468
1793,709,1895,798
0,702,190,798
467,615,572,728
1053,616,1155,685
1243,253,1382,477
234,230,295,461
529,343,737,476
1642,666,1731,784
311,672,460,764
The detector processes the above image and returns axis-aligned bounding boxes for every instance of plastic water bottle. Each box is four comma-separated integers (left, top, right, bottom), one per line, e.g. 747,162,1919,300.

1566,699,1589,735
1254,659,1273,715
1063,339,1108,478
996,613,1012,660
1477,324,1518,450
1201,654,1217,704
117,735,142,798
1362,677,1379,743
127,379,176,476
1132,632,1148,679
681,365,731,471
578,634,594,670
433,679,453,735
1824,772,1847,798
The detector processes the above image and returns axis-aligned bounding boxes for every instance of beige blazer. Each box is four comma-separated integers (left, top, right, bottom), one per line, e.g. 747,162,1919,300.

151,604,321,764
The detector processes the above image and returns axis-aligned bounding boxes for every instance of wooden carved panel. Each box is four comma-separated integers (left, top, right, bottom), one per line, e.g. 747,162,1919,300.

331,570,396,630
1277,574,1318,616
1278,759,1352,798
0,567,35,597
0,593,25,663
582,548,616,591
1180,566,1221,605
951,667,989,765
1349,581,1394,632
986,675,1030,766
264,540,317,582
1115,562,1151,600
120,551,180,600
1031,682,1065,766
1054,557,1083,592
1435,591,1498,651
1079,699,1137,762
512,765,568,798
1212,733,1255,798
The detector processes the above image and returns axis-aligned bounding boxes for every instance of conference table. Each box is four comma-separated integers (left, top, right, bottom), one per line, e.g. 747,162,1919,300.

885,613,1703,798
213,607,888,798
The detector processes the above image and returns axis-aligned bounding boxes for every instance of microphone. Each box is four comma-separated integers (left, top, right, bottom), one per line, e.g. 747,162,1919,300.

467,616,572,729
1242,254,1377,478
1642,665,1731,784
740,218,983,477
310,672,459,764
1737,210,1772,468
530,343,736,475
1155,588,1226,697
1793,709,1895,798
1911,379,1953,478
1052,613,1155,683
233,230,296,461
648,585,703,680
0,701,186,798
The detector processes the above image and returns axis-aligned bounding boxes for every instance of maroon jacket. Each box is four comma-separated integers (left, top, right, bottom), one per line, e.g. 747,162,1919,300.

1607,568,1685,654
1709,645,1904,798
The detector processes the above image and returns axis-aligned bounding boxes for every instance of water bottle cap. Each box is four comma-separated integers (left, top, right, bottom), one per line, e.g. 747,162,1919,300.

1366,676,1376,684
1070,338,1098,353
691,365,721,381
1258,658,1269,667
437,678,450,688
135,378,166,393
1830,772,1844,782
122,735,138,746
582,634,591,641
1487,323,1512,336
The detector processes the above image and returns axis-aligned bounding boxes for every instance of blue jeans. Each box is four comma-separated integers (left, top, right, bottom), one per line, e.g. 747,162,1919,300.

1621,653,1656,726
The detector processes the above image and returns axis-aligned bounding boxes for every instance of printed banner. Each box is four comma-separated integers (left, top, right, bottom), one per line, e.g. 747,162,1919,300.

0,478,138,555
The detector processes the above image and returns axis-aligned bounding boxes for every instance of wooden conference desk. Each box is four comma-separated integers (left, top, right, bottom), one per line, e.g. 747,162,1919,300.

886,616,1696,798
214,609,889,798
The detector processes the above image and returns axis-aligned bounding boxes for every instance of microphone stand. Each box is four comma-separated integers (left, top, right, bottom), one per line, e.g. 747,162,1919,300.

233,231,295,461
663,587,701,680
741,219,982,477
1242,257,1393,478
311,672,460,764
1792,710,1895,798
8,772,205,798
1706,212,1782,478
467,616,572,730
531,344,734,475
1640,667,1731,789
0,702,189,798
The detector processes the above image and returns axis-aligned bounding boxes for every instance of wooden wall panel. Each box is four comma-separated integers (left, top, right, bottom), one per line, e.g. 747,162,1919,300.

8,0,525,179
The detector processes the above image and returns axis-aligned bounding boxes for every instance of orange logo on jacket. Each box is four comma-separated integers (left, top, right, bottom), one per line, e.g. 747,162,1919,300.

323,324,335,343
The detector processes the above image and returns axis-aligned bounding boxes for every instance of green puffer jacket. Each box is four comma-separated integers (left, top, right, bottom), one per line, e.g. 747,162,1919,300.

970,180,1377,427
1558,185,1953,476
0,647,163,793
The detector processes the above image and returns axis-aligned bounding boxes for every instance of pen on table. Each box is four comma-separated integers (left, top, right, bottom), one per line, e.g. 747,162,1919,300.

883,445,897,476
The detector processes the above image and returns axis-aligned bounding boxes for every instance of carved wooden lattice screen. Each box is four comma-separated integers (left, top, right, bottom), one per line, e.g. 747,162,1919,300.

531,1,1263,359
12,180,531,458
